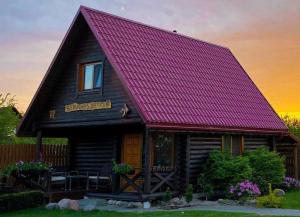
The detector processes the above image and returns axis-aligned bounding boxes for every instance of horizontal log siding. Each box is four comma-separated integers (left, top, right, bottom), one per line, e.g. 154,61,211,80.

70,135,117,172
188,135,222,184
40,19,140,126
244,136,270,151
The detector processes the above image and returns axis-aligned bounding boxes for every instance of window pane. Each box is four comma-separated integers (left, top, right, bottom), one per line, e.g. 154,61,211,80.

94,64,103,88
232,136,241,156
223,135,231,152
153,134,174,168
84,65,94,90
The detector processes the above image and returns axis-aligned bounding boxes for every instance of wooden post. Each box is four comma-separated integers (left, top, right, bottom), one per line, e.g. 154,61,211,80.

143,128,151,194
272,136,276,151
36,130,42,161
294,145,298,179
185,135,191,187
112,136,119,193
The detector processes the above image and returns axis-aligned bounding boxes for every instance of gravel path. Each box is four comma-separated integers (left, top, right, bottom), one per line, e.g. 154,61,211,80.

96,203,300,216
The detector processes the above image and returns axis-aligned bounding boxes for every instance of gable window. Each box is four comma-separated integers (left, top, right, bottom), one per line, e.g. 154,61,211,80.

78,62,103,91
222,135,244,155
151,134,175,171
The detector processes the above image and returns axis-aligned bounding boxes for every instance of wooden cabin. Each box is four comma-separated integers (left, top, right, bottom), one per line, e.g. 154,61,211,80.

17,6,291,201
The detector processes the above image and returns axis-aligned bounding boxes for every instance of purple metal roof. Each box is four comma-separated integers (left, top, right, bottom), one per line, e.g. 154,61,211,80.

80,6,287,132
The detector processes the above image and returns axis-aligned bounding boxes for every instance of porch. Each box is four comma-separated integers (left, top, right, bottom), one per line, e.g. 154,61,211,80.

42,166,180,202
36,125,184,202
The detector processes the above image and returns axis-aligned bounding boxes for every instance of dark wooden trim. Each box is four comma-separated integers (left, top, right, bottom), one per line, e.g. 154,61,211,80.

185,134,191,186
240,135,245,154
147,124,287,135
36,130,42,161
151,170,176,193
272,136,276,151
143,128,151,194
39,118,142,128
112,135,118,193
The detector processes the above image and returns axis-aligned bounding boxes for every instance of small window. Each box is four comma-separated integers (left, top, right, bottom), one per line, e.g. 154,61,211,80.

222,135,244,155
152,134,174,169
78,62,103,91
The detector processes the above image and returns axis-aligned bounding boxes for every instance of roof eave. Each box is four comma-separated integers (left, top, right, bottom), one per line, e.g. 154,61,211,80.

146,123,288,135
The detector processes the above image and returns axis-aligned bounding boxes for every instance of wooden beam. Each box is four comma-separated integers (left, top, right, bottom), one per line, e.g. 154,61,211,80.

294,145,298,179
185,135,191,186
272,136,277,151
112,136,119,193
36,130,42,161
143,128,151,194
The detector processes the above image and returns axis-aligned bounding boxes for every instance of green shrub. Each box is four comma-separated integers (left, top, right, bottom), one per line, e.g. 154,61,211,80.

197,173,213,200
245,147,285,193
203,150,252,191
256,184,282,208
0,191,44,213
112,160,133,175
163,187,172,202
185,184,193,203
0,161,51,177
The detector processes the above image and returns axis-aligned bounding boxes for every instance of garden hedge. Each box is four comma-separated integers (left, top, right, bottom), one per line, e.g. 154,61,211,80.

0,191,44,213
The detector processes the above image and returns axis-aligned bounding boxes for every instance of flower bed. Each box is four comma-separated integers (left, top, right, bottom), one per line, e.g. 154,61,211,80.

281,177,300,191
229,180,261,201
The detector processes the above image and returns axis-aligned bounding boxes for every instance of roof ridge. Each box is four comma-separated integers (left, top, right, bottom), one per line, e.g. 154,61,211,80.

79,5,229,50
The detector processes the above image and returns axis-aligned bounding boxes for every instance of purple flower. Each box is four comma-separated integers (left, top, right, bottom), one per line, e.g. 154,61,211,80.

229,180,261,199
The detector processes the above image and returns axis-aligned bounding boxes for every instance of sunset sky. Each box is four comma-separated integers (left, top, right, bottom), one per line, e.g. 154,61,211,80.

0,0,299,117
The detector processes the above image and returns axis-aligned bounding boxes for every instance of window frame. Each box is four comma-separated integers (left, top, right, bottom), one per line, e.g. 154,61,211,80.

222,135,244,155
150,133,175,171
78,61,103,93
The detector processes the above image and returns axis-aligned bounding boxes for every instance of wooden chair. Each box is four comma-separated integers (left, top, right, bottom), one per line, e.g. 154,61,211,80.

86,164,112,191
44,171,67,192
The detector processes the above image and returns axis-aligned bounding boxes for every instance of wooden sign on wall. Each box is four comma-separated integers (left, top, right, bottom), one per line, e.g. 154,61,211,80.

65,100,112,112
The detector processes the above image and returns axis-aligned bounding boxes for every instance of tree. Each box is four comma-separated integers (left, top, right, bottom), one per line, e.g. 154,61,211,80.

0,93,67,144
0,93,19,143
281,115,300,139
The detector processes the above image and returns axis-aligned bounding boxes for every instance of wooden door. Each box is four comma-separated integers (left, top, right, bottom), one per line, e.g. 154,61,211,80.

122,134,143,191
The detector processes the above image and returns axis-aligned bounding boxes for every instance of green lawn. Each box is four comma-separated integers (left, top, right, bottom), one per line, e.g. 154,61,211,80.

282,191,300,210
0,208,293,217
2,191,300,217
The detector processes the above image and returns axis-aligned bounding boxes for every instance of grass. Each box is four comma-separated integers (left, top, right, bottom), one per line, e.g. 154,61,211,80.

0,208,295,217
282,191,300,210
2,191,300,217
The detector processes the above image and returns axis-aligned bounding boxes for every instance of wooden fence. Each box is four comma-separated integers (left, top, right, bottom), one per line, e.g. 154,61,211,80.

0,144,69,169
277,144,299,179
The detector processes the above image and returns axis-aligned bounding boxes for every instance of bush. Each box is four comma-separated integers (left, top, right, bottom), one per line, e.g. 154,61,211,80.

0,191,44,213
112,160,133,175
203,150,252,191
0,161,51,177
163,187,172,202
245,147,285,193
280,177,300,191
185,184,193,203
197,173,213,200
256,184,282,208
229,180,261,201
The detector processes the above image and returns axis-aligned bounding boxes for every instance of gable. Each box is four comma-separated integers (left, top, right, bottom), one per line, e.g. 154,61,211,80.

17,12,141,136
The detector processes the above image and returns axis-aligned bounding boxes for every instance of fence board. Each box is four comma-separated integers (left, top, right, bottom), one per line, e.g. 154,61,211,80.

277,144,298,178
0,144,69,169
